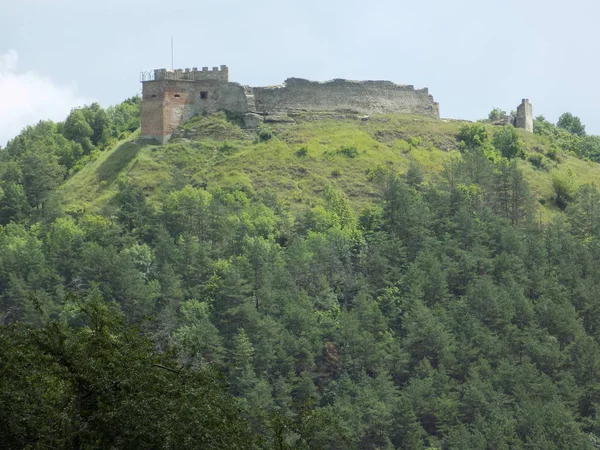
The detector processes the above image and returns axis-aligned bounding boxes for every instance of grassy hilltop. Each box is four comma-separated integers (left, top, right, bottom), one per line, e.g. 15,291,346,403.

59,111,600,221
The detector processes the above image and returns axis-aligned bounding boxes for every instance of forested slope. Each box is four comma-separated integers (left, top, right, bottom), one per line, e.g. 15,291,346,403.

2,100,600,449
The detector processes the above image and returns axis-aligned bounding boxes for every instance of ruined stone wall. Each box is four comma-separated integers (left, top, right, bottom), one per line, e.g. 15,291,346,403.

215,83,249,115
515,99,533,133
253,78,440,118
141,80,195,143
140,82,167,142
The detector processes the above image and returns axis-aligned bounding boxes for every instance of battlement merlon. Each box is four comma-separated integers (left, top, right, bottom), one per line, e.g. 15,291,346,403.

150,65,229,82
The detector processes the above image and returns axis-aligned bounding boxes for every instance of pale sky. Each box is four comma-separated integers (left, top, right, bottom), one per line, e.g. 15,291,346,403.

1,0,599,145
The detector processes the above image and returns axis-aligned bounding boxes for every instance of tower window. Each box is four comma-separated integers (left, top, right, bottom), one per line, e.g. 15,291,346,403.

151,94,157,98
174,94,181,98
200,91,208,99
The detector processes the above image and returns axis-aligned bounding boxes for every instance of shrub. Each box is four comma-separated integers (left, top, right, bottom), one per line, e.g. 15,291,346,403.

488,108,507,121
219,142,237,154
547,146,560,161
258,127,273,142
528,154,548,170
578,136,600,162
552,171,576,209
408,136,421,148
366,164,389,182
534,115,555,137
457,123,489,150
492,125,524,159
295,147,308,158
338,145,359,158
331,169,342,177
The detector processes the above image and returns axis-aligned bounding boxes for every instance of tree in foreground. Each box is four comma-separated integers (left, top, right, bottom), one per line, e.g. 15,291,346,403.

0,291,254,450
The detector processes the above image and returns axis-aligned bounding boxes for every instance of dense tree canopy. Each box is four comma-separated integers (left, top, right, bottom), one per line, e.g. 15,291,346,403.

2,104,600,448
0,291,253,449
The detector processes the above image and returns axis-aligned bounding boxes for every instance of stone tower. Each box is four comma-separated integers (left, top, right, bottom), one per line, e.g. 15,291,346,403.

140,65,235,143
514,99,533,133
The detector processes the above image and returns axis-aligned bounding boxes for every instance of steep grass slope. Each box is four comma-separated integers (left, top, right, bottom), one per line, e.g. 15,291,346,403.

58,112,600,219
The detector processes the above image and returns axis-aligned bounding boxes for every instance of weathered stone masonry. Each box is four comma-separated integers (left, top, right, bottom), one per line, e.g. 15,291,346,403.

515,99,533,133
140,65,532,144
252,78,440,117
491,99,534,134
140,66,248,143
140,65,441,143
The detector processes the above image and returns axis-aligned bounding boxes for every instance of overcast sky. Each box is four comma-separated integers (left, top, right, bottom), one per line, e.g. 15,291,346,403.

1,0,599,144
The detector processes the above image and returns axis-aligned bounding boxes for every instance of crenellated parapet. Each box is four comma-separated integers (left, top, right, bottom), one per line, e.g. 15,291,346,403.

143,65,229,83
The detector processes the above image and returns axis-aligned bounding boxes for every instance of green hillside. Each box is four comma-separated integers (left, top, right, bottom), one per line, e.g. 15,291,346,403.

7,104,600,448
58,111,600,220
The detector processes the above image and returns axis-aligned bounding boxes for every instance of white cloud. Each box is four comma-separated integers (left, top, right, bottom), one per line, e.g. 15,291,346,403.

0,49,91,146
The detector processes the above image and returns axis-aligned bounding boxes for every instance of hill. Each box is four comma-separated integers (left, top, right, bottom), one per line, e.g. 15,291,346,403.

5,104,600,448
58,111,600,221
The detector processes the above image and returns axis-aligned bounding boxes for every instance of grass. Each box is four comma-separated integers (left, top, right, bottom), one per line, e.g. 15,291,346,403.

60,140,147,212
57,112,600,220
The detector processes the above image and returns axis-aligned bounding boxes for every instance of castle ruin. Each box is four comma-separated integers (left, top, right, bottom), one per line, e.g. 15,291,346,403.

140,65,533,144
140,65,441,143
514,99,533,133
490,99,534,133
